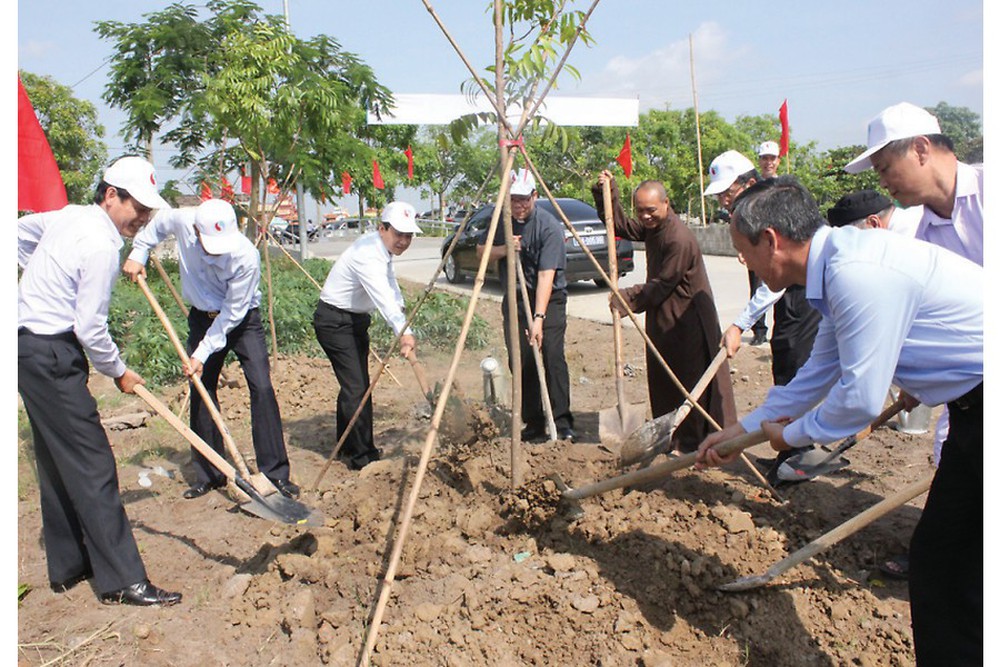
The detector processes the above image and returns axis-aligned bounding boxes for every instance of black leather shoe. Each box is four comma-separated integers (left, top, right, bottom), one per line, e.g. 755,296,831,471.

557,428,576,443
750,332,768,346
271,479,300,499
183,478,226,499
51,568,93,593
100,580,182,606
520,424,547,442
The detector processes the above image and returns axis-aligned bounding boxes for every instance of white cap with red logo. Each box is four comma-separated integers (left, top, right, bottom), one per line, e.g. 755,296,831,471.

703,150,756,196
102,156,171,210
195,199,242,255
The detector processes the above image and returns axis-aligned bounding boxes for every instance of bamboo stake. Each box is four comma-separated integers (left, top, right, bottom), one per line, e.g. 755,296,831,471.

690,33,707,226
358,151,518,666
515,253,557,443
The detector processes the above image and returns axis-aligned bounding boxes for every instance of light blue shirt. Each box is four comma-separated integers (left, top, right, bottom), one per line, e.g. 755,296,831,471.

741,225,982,447
129,208,263,363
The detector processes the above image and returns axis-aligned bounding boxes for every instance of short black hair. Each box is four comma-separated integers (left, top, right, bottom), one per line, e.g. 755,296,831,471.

93,181,132,205
731,175,826,244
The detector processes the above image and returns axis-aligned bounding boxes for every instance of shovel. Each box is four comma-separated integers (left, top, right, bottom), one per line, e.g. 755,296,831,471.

618,346,729,467
514,253,558,442
774,398,907,483
406,351,473,443
717,473,932,592
135,274,275,497
561,429,769,501
134,385,322,526
598,179,646,446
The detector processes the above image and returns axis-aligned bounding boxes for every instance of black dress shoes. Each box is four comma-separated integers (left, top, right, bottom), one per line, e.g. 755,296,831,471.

750,332,768,346
340,448,382,471
271,479,300,498
51,568,93,593
183,478,226,499
100,580,182,606
557,427,577,443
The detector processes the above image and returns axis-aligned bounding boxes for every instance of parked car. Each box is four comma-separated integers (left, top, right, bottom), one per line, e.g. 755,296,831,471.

280,221,320,244
440,198,635,286
268,216,290,236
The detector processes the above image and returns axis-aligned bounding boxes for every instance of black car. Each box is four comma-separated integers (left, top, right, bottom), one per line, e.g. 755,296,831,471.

280,222,320,244
441,198,635,286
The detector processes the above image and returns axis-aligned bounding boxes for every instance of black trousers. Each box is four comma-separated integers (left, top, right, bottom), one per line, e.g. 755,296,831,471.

312,301,379,462
502,289,573,431
908,383,982,666
187,308,290,485
748,270,768,338
17,329,147,595
769,284,821,386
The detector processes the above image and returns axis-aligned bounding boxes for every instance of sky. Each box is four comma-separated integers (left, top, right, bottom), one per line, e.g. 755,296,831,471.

14,0,987,212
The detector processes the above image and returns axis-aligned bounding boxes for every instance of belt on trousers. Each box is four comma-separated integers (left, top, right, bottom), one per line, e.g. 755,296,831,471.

190,307,220,319
949,382,983,412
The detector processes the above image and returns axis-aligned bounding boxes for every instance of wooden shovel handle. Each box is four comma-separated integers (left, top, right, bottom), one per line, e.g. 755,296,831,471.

565,429,769,500
671,346,730,426
135,274,252,479
134,385,237,481
406,353,433,400
602,179,628,414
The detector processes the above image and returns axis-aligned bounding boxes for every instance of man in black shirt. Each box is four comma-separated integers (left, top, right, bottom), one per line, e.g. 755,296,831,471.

478,169,574,441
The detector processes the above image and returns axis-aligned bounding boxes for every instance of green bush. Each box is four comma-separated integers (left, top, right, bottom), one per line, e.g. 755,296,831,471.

110,253,488,385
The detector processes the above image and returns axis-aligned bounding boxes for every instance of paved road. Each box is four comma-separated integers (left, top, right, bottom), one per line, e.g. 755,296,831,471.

292,232,753,333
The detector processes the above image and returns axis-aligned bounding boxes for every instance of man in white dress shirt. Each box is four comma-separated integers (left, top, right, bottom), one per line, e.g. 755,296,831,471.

122,199,297,499
313,202,419,470
696,176,983,666
18,156,182,606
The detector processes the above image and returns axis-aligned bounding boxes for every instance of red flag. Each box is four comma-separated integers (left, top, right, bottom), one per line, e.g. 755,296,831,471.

404,145,414,180
18,77,68,212
341,171,352,195
372,159,384,190
220,175,234,202
779,100,790,157
199,180,212,201
240,164,252,194
266,177,280,195
616,133,632,178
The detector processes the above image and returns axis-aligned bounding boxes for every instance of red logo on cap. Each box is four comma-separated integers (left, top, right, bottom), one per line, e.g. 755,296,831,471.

215,222,223,232
150,174,156,185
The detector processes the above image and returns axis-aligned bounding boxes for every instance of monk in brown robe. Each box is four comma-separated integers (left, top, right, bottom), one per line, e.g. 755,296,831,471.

592,171,737,453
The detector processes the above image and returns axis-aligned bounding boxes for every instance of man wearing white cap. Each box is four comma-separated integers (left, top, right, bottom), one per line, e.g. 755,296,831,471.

478,169,575,442
123,199,297,499
314,201,420,469
18,156,181,605
757,140,781,179
706,150,821,395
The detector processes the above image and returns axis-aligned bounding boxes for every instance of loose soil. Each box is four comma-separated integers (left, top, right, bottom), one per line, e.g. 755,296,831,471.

17,281,937,666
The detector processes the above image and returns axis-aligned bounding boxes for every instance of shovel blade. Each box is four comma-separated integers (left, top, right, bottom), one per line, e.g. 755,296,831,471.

617,411,678,468
233,476,324,526
776,449,852,483
599,403,646,447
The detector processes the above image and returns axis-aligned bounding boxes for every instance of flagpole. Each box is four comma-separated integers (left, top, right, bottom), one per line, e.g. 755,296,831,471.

689,34,707,226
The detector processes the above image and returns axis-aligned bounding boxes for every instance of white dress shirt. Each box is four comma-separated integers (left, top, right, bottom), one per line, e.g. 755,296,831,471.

319,232,411,336
913,161,983,266
18,205,128,379
129,208,262,363
733,282,784,332
741,225,982,447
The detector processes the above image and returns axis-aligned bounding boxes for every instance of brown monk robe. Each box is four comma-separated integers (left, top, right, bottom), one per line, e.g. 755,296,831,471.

592,172,737,452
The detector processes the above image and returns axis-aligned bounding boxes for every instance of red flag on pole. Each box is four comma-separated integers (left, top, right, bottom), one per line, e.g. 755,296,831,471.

266,177,280,195
616,133,633,178
404,145,414,180
199,180,212,201
18,77,68,212
372,160,385,190
341,171,352,195
779,100,790,157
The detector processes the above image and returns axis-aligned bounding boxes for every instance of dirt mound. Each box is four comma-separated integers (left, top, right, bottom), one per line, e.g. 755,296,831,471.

17,292,934,666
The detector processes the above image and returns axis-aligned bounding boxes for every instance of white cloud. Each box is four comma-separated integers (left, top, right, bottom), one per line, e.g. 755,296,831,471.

580,22,751,111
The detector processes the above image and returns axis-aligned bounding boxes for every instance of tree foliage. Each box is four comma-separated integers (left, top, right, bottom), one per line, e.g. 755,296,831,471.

18,70,107,204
